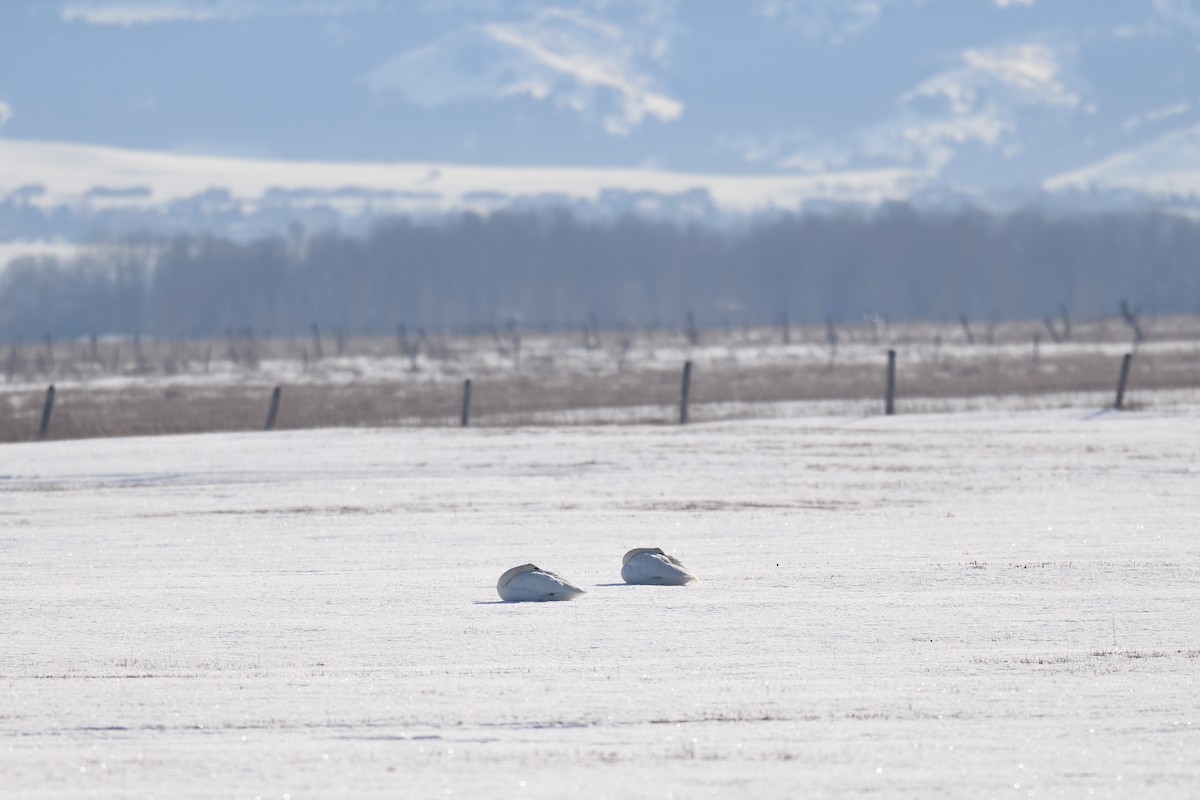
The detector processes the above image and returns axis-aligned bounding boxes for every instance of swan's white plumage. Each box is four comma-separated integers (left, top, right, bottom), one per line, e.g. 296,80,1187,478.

496,564,586,602
620,547,698,585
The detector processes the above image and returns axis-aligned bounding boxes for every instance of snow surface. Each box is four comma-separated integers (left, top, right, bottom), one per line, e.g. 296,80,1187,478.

2,408,1199,798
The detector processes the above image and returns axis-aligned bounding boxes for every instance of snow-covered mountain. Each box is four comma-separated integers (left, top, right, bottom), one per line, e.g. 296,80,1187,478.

5,0,1200,251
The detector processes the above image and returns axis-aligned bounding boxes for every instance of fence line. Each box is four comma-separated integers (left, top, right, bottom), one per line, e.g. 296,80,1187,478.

11,347,1162,443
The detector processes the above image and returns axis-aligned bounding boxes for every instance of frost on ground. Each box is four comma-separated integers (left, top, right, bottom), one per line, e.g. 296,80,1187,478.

1,407,1199,798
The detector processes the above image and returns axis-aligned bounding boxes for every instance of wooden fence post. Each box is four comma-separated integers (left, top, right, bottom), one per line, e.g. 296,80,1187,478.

37,385,56,441
264,385,282,431
684,312,699,346
959,315,975,345
461,379,473,427
885,350,896,416
1043,317,1061,343
1114,353,1133,410
679,360,693,424
1119,300,1144,343
311,322,324,360
228,329,243,365
826,319,838,366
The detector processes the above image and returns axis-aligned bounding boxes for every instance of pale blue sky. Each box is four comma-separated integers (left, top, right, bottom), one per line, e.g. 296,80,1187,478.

2,1,1200,192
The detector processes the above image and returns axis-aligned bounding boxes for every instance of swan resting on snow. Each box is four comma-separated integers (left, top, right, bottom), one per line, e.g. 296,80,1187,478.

496,564,586,602
621,548,698,585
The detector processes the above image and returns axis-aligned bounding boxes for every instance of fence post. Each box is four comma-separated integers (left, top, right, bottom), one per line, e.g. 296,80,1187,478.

264,385,282,431
885,350,896,416
684,311,699,346
1114,353,1133,410
37,385,56,441
1043,317,1061,344
679,360,693,424
958,315,975,345
311,322,324,360
461,379,473,427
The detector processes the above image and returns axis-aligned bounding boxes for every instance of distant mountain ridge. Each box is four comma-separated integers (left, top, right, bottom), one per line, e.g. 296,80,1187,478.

5,1,1200,250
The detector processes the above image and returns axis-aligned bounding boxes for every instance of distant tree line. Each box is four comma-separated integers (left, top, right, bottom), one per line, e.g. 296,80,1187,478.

1,204,1197,342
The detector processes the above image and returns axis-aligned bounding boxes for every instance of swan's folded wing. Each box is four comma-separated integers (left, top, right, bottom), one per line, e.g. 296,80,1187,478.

498,567,586,601
621,552,698,585
622,547,665,566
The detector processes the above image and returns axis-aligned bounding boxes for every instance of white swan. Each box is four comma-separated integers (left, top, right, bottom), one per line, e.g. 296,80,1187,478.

621,548,698,586
496,564,586,602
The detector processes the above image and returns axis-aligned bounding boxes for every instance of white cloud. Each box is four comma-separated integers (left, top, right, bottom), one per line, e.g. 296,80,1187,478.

756,0,905,44
60,1,377,26
859,110,1013,174
958,43,1081,109
62,4,218,24
1121,101,1190,132
365,6,682,136
1154,0,1200,31
1111,23,1151,39
1044,121,1200,197
714,130,812,166
774,150,848,173
484,11,681,134
1110,2,1200,39
765,38,1083,179
712,129,853,173
0,100,12,128
900,42,1081,118
993,0,1036,7
866,40,1081,172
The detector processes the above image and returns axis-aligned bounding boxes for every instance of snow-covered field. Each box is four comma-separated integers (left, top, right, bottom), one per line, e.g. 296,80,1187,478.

3,407,1199,798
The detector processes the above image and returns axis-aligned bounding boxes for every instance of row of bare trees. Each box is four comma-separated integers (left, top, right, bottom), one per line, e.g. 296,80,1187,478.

1,205,1197,342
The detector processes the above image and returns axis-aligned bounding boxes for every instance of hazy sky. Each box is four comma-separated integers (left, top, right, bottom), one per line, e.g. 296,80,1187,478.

3,1,1200,192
